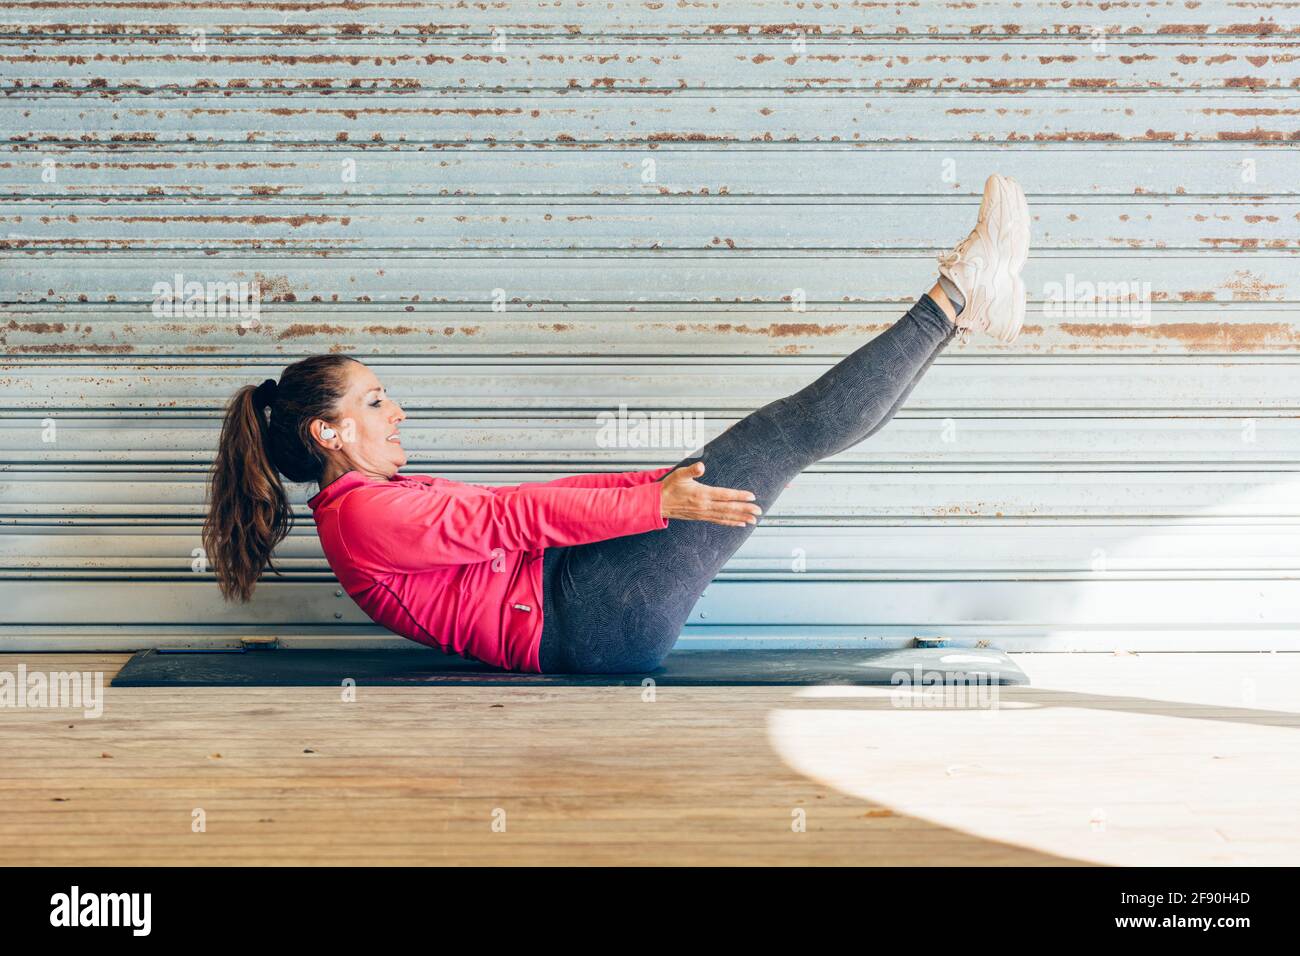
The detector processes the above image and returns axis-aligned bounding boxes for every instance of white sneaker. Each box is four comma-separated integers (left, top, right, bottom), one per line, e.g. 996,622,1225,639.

937,173,1030,343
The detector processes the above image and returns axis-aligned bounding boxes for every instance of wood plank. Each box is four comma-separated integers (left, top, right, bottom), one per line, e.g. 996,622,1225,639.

0,651,1295,865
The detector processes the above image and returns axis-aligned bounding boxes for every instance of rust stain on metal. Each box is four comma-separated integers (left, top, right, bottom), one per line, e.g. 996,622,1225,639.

705,24,825,37
1222,270,1286,300
252,272,296,303
5,319,66,334
6,342,134,354
1058,322,1299,352
1221,22,1287,35
647,132,731,143
275,323,347,340
61,213,337,228
1022,131,1126,142
667,320,865,339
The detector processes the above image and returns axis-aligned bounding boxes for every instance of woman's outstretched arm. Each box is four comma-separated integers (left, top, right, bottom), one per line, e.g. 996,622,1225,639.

485,466,674,494
336,478,670,571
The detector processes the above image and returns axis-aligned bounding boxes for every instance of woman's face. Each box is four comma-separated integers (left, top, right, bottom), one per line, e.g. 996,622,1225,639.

315,361,407,480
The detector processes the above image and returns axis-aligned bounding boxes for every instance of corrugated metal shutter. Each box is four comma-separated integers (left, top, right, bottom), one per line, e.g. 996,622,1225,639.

3,2,1298,651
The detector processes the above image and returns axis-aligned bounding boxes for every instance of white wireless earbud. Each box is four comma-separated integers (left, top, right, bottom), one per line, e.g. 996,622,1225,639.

320,426,336,440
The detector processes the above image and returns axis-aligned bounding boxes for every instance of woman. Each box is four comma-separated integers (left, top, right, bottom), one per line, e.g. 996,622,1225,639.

203,174,1030,673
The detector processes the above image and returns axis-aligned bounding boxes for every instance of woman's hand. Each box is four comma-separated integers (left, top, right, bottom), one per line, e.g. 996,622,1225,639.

659,461,762,528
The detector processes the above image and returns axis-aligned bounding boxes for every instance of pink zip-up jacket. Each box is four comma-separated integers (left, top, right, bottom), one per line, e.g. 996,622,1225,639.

307,466,674,672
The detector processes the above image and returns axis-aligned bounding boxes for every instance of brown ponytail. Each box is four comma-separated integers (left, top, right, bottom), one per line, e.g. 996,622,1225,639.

203,354,359,602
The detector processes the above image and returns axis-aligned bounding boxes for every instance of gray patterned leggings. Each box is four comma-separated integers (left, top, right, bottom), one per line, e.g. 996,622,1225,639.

537,293,957,673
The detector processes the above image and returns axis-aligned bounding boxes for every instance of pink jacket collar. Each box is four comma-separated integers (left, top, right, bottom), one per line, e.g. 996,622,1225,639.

307,470,399,511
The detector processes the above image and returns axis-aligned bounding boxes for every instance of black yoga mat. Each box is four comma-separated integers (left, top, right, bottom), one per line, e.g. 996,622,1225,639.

112,646,1028,687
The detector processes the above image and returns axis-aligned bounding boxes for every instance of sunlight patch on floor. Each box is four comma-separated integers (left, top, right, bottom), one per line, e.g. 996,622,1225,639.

767,658,1300,866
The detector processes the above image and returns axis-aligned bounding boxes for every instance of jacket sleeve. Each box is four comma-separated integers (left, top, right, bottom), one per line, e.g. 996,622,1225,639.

337,479,668,572
487,466,674,493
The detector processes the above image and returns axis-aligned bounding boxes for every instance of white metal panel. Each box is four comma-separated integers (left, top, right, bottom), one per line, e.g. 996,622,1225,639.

2,1,1297,651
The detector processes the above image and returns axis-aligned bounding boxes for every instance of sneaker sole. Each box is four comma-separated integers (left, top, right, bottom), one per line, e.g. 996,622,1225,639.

985,174,1030,343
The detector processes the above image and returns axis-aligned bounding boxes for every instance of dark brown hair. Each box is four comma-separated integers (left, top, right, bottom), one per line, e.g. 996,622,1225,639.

203,354,360,602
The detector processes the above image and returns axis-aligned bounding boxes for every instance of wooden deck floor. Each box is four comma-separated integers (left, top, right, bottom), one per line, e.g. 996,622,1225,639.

2,652,1297,866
